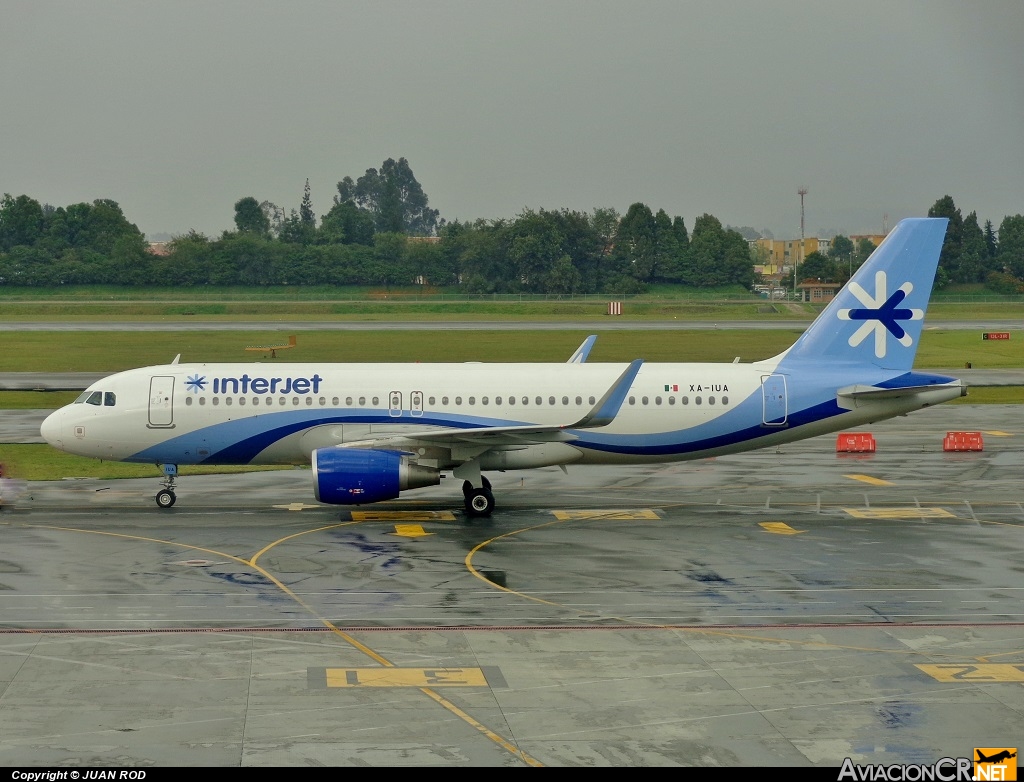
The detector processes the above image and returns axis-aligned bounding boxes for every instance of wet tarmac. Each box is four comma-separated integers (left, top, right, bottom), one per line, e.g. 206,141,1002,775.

0,404,1022,767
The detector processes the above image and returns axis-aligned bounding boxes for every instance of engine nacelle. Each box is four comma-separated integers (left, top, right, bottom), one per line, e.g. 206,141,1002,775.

312,448,440,505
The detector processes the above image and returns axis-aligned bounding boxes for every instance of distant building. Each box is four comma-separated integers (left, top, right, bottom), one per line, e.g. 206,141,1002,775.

753,237,818,275
146,242,171,256
796,279,841,303
849,233,887,250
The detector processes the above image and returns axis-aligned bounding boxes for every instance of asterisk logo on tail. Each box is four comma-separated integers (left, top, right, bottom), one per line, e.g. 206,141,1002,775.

837,270,924,358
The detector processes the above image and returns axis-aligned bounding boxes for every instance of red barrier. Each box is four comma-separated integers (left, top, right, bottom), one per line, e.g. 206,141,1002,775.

943,431,984,451
836,433,876,453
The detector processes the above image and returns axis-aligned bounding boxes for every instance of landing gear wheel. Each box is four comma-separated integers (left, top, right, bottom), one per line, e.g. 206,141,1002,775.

156,489,176,509
465,488,495,517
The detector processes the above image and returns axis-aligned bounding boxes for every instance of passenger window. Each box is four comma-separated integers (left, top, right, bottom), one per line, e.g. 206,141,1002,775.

225,398,233,406
575,396,582,405
695,396,702,405
589,396,596,405
668,396,676,405
428,396,435,405
482,397,489,405
185,397,193,406
212,397,220,406
442,396,449,405
508,396,515,405
359,397,366,406
455,397,462,405
469,397,476,405
548,396,555,405
682,396,689,405
86,391,102,406
722,396,729,405
104,392,116,406
372,397,379,406
199,397,206,406
709,396,715,405
655,396,662,405
292,398,299,406
238,397,246,406
628,396,635,405
561,396,569,405
306,397,313,406
535,397,542,405
642,396,649,405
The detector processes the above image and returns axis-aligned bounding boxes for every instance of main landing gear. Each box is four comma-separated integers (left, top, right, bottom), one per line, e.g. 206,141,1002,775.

156,464,177,508
463,475,494,518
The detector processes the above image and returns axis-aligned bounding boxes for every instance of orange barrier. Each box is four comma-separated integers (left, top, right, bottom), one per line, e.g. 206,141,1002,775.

943,431,984,451
836,433,876,453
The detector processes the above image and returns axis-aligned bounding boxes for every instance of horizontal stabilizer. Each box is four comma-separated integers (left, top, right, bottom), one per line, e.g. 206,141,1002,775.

837,381,966,401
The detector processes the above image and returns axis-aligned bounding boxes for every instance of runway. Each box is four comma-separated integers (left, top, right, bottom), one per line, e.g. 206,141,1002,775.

0,318,1021,331
0,404,1022,766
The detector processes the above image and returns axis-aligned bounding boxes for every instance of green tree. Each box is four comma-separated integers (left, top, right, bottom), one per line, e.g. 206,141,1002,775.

260,201,285,238
828,235,856,280
162,231,211,285
960,211,989,283
929,195,965,281
546,254,582,294
996,214,1024,279
318,199,375,245
613,203,658,283
688,213,750,287
0,194,45,250
299,178,315,228
507,209,567,292
796,251,835,282
234,197,270,235
369,232,410,289
336,158,440,235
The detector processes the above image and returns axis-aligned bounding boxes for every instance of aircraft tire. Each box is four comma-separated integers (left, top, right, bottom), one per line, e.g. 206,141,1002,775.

465,488,494,517
156,489,176,509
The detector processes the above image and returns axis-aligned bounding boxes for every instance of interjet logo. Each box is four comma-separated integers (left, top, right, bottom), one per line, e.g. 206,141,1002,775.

837,270,924,358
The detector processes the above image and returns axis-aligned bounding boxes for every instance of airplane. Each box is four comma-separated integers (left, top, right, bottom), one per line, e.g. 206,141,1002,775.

976,750,1016,764
40,217,964,517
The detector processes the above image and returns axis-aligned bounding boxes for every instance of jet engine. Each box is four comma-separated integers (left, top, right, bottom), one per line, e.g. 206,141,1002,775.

312,447,440,505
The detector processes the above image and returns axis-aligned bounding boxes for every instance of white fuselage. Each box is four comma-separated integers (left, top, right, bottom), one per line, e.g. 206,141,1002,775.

40,359,963,472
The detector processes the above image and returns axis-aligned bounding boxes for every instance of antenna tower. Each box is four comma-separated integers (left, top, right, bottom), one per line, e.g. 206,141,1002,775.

795,187,808,298
799,187,808,241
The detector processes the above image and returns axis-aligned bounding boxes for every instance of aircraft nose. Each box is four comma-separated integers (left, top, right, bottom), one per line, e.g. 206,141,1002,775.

40,409,63,448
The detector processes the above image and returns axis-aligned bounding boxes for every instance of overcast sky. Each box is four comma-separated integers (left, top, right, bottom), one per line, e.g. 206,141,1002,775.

2,1,1022,241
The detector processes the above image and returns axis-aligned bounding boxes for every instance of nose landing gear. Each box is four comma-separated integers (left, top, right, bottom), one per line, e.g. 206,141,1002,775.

156,464,177,508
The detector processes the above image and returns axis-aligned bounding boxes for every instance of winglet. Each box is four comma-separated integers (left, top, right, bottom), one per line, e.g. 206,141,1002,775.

567,335,598,364
569,359,643,429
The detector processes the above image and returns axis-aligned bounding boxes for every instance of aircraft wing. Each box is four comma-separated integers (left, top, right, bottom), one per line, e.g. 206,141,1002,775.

340,359,643,451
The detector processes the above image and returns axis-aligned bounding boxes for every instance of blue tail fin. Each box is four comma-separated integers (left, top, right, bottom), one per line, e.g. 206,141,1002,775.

776,217,948,371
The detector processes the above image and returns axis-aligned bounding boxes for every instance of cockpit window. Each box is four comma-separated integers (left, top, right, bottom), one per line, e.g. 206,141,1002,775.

73,391,92,404
85,391,103,406
104,392,116,406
